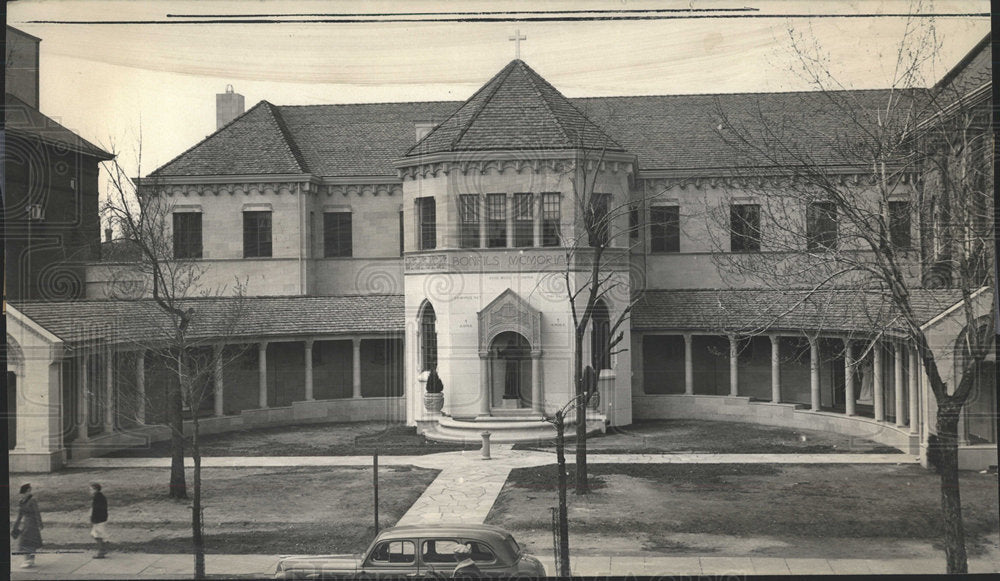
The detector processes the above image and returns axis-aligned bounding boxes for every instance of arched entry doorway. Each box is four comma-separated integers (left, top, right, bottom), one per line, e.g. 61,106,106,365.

489,332,532,408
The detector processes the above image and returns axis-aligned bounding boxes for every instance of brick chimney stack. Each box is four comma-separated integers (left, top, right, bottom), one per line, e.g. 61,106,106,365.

216,85,245,130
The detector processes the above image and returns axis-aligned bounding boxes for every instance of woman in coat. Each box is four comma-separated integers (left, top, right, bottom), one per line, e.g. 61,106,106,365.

12,483,44,568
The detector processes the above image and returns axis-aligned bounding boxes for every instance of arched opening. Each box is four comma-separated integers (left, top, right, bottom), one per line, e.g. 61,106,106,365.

419,301,438,372
489,331,531,408
590,300,611,371
955,317,996,444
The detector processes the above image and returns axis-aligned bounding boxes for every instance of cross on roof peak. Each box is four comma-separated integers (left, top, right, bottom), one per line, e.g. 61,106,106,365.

508,29,526,59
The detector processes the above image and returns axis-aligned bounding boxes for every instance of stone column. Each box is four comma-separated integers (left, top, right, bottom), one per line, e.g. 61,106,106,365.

352,338,362,399
505,194,514,248
214,345,224,417
873,342,884,421
258,342,269,409
844,340,856,417
683,334,694,395
533,195,542,247
728,335,738,397
104,350,115,433
770,335,781,403
479,353,490,416
894,342,906,427
304,339,315,401
479,195,487,249
809,337,820,411
909,346,919,434
135,350,146,424
531,351,543,414
78,353,89,442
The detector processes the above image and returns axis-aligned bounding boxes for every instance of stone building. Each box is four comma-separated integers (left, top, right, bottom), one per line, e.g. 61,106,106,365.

7,36,994,472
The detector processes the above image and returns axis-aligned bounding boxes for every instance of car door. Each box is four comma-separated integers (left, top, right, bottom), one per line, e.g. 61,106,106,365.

460,539,509,578
418,538,509,578
359,539,420,579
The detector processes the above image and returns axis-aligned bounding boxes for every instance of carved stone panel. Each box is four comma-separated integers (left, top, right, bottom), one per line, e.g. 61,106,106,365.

477,289,542,356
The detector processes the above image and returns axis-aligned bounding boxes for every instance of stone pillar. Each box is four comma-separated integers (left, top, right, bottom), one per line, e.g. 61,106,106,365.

258,342,269,409
479,353,490,416
78,353,89,442
352,338,362,399
770,335,781,403
894,342,906,427
533,194,542,247
909,346,919,434
809,337,820,411
683,334,694,395
479,195,487,249
505,194,514,248
135,350,146,424
531,352,542,414
844,340,855,417
214,345,224,417
104,349,114,433
304,339,315,401
873,342,884,421
728,335,738,397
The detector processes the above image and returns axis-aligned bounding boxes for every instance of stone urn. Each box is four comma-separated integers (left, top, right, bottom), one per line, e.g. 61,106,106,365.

587,389,601,411
424,369,444,412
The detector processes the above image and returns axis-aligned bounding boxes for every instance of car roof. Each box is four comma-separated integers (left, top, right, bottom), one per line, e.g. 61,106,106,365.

376,524,512,543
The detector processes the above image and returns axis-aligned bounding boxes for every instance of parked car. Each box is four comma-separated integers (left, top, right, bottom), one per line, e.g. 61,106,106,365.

274,524,545,579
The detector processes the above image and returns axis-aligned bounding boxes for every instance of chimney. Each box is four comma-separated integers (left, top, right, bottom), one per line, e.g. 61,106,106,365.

105,227,113,243
414,121,437,143
216,84,245,130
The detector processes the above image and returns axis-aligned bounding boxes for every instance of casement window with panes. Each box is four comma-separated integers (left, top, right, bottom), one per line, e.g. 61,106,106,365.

458,195,481,248
806,201,838,251
243,210,272,258
541,193,561,247
589,193,612,247
650,205,680,253
416,197,436,250
888,201,911,249
513,193,534,247
323,212,352,257
486,193,507,248
173,212,203,259
730,204,761,252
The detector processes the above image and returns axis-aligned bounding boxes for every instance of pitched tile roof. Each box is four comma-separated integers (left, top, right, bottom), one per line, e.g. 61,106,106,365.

933,33,992,100
150,101,309,177
12,295,404,346
4,93,113,160
406,60,623,156
631,288,967,336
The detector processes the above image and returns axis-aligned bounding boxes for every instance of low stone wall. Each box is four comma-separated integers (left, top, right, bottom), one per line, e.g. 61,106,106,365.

633,394,920,455
67,397,405,462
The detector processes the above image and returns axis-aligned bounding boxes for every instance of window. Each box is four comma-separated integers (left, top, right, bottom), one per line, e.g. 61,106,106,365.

323,212,352,257
730,204,761,252
420,303,438,371
628,203,639,246
486,193,507,248
806,202,837,251
591,300,611,370
172,212,202,259
417,197,436,250
650,206,680,253
421,540,497,564
458,195,480,248
888,201,911,249
541,193,561,247
243,211,272,258
589,193,612,247
368,540,415,564
513,193,534,247
399,210,404,256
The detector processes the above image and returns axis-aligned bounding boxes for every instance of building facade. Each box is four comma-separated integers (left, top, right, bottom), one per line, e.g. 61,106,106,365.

7,38,995,472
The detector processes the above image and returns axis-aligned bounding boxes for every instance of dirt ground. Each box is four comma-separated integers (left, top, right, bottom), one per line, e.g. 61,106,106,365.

8,465,438,554
486,463,1000,560
515,419,903,454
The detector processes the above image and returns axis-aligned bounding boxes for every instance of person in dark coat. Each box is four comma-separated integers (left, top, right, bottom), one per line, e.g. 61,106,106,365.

90,483,109,558
452,543,482,579
11,483,43,568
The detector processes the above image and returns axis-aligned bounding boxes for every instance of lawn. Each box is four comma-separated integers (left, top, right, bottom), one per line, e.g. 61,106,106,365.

105,421,474,457
8,464,438,554
486,463,1000,560
512,419,903,454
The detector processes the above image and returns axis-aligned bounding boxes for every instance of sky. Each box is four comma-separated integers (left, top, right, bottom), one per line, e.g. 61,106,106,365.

6,0,991,181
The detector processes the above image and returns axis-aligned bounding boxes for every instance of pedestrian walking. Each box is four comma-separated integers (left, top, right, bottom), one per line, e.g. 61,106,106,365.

11,483,43,568
90,482,110,558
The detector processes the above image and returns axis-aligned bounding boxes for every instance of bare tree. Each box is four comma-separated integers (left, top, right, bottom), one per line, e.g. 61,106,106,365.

101,149,250,579
703,12,993,573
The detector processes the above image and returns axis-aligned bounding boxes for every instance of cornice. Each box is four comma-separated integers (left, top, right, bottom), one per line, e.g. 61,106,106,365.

640,171,920,192
396,151,637,181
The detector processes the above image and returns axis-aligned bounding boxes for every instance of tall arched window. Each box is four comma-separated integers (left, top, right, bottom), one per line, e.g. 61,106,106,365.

591,300,611,370
420,302,438,371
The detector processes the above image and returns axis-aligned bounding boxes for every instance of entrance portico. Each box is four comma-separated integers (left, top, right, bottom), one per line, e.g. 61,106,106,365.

478,289,543,416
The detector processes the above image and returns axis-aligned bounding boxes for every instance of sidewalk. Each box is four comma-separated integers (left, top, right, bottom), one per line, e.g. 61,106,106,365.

9,550,1000,578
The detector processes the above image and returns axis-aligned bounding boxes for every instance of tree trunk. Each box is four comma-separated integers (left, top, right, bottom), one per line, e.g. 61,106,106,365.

192,415,205,579
935,408,968,574
555,411,570,576
573,331,589,494
169,377,187,499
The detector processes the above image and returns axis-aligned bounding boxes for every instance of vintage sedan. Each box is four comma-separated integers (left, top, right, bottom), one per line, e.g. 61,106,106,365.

274,524,545,579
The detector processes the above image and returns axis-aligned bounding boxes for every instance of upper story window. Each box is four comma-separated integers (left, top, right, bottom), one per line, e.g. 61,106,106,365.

323,211,352,257
486,193,507,248
628,203,640,246
513,193,534,247
650,205,680,253
888,201,911,249
416,197,436,250
806,201,838,251
589,193,612,247
243,210,272,258
458,194,480,249
173,212,203,259
730,204,761,252
541,193,561,247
